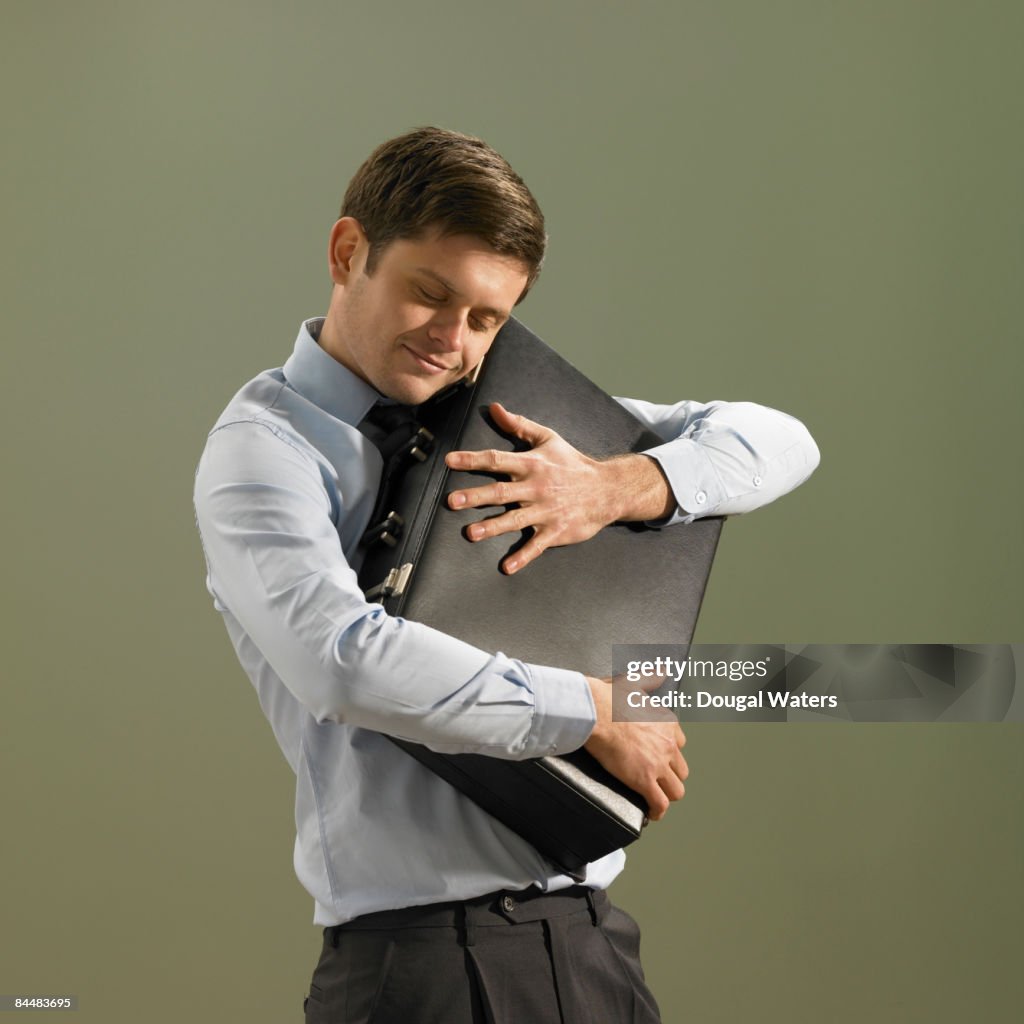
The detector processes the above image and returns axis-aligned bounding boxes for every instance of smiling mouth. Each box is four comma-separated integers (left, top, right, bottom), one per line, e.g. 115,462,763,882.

403,345,456,374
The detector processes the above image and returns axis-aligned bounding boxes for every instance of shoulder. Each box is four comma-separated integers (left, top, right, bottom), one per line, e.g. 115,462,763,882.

207,366,288,431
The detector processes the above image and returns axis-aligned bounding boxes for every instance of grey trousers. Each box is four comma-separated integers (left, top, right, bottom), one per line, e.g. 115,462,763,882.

303,886,662,1024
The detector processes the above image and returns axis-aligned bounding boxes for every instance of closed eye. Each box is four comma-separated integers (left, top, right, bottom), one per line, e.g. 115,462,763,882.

415,282,503,333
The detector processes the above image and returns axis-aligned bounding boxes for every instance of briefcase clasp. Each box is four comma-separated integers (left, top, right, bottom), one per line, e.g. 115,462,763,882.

407,427,435,463
365,562,415,602
361,510,405,549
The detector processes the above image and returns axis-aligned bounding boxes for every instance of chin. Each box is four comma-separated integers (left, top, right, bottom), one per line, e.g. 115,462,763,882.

384,376,449,407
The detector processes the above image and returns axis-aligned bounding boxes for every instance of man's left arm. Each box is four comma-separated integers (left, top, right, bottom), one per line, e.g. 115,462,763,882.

446,398,820,574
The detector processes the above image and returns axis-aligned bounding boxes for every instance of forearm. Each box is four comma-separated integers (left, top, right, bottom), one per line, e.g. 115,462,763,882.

615,396,820,521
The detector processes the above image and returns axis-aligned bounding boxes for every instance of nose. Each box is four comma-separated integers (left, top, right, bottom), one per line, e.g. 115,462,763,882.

427,310,469,352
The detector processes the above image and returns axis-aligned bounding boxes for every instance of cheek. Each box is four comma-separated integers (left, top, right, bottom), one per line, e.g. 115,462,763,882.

390,296,434,335
466,335,496,367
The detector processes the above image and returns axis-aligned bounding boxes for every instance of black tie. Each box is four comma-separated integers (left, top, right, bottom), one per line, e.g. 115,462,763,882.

358,403,436,549
358,402,421,457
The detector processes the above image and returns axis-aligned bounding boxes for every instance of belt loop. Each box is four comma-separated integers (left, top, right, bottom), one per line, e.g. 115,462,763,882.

327,925,340,950
459,903,476,947
584,888,598,926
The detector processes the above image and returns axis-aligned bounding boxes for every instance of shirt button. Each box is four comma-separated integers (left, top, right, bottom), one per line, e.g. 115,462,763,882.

694,491,707,505
753,475,762,487
501,895,516,913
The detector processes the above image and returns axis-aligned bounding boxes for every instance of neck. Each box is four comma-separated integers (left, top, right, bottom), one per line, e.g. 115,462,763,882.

317,302,358,377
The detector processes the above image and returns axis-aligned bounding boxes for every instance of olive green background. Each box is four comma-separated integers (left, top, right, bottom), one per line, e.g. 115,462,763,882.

2,2,1021,1021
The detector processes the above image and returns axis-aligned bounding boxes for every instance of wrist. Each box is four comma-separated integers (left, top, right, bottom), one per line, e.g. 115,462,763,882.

599,455,676,523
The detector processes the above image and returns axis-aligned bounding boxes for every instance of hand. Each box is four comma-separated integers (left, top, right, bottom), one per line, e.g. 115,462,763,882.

583,676,688,822
445,403,674,574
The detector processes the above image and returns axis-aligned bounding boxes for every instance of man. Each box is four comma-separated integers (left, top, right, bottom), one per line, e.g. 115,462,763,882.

193,127,819,1023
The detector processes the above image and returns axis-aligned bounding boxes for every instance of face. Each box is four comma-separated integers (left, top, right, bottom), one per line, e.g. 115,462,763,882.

321,220,530,406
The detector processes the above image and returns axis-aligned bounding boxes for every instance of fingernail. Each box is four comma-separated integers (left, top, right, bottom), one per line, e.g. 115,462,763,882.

505,558,519,573
450,493,466,507
468,524,483,539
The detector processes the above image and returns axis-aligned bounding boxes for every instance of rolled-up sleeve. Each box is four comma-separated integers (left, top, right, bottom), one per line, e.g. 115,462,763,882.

193,419,595,758
614,397,821,524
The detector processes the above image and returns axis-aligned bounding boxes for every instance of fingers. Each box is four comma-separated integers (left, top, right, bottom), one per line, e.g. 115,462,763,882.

445,404,555,478
447,477,532,511
448,504,548,574
445,477,553,575
445,410,600,577
584,714,690,824
446,447,526,477
488,402,554,446
646,779,683,821
646,759,689,821
660,770,687,804
463,508,532,543
648,733,689,821
671,748,689,783
500,532,548,575
646,791,670,822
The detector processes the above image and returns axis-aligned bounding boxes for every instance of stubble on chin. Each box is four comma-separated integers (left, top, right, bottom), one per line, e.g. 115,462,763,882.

380,376,445,408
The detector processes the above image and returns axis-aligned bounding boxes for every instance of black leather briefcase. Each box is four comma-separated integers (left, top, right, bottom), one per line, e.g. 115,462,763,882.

358,318,722,878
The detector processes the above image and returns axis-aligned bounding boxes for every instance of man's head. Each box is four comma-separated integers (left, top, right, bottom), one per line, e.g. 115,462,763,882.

320,128,546,405
340,126,547,296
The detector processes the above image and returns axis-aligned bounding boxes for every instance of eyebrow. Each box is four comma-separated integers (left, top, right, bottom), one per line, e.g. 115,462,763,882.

414,267,511,322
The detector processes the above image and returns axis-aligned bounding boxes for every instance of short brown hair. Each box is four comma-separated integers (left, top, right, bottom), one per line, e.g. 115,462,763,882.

340,127,547,298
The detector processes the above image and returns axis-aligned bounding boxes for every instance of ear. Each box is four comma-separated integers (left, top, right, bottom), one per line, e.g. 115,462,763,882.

327,217,367,285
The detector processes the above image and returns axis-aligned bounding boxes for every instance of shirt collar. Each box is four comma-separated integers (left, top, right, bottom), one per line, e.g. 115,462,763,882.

282,317,382,426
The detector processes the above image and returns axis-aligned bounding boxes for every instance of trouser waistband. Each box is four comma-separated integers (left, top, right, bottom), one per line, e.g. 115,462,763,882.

325,885,604,947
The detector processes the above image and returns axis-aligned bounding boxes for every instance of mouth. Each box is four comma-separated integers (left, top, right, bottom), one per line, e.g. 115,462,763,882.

402,345,456,375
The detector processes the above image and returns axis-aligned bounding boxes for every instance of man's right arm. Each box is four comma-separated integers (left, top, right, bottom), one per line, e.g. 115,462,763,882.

193,419,594,761
195,418,688,819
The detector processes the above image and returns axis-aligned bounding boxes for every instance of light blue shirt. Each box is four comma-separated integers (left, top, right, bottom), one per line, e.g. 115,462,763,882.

193,317,819,925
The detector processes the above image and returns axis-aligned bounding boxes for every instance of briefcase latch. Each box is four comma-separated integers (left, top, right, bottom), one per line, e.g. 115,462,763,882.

361,510,405,549
407,426,435,463
365,562,415,602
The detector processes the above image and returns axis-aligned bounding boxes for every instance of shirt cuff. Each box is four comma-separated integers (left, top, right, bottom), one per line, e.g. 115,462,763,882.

642,440,728,525
524,664,596,756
